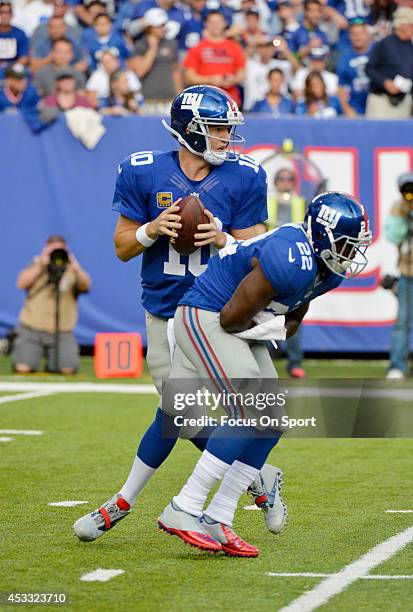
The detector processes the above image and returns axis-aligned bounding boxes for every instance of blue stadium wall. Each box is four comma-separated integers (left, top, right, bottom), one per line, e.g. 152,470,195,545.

1,114,412,352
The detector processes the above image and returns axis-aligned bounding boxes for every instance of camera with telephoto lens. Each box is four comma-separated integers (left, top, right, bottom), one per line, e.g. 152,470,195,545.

48,247,69,285
380,274,399,292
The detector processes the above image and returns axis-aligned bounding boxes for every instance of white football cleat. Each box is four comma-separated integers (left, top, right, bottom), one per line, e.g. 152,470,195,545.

158,501,222,552
248,464,287,534
73,493,131,542
386,369,405,380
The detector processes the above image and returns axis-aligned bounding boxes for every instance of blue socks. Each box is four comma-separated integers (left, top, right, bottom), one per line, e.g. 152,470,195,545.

136,408,179,469
236,434,280,469
136,408,280,472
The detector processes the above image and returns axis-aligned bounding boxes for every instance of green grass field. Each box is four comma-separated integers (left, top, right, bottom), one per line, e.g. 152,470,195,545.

1,357,412,611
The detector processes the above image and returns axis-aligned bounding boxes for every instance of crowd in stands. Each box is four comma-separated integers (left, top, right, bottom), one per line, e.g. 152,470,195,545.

0,0,412,124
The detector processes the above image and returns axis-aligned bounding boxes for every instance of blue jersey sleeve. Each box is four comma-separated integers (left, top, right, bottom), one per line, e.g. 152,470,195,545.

259,237,307,295
112,156,152,224
337,54,350,86
230,162,268,230
16,27,29,57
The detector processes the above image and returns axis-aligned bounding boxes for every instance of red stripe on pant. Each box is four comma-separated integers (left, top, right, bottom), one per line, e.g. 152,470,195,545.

193,307,245,419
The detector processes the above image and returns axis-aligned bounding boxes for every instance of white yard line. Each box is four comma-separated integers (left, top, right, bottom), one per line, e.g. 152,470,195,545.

267,572,413,580
0,391,55,405
0,382,411,400
48,501,88,507
0,436,12,442
362,575,413,580
279,525,413,612
386,510,413,513
0,382,157,394
268,573,332,578
80,569,124,583
0,429,43,435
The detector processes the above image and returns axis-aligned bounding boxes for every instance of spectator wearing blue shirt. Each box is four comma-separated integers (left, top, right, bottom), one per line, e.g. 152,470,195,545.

289,0,329,60
324,0,370,51
125,0,186,42
31,16,87,74
114,0,140,33
0,62,47,132
31,10,83,52
295,70,342,116
365,6,413,118
0,63,40,112
337,21,373,116
274,0,300,48
28,0,82,49
70,0,115,27
250,68,294,115
177,0,205,56
0,1,29,80
83,13,130,70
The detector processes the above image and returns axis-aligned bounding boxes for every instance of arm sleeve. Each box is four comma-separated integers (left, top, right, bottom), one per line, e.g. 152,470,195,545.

31,41,45,59
183,45,200,70
27,86,41,107
111,161,150,224
384,213,408,245
231,164,268,229
18,29,29,57
133,38,147,58
288,31,300,53
33,72,44,96
365,42,386,88
331,96,342,114
259,238,301,295
233,41,246,69
250,101,261,113
337,58,349,87
118,38,131,60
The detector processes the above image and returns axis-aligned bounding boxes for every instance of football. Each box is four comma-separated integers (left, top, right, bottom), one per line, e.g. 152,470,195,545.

170,194,209,256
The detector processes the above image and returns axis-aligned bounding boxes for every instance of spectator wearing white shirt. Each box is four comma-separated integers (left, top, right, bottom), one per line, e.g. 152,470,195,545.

13,0,76,37
250,68,294,115
86,48,141,108
291,46,337,100
244,36,298,110
232,0,271,35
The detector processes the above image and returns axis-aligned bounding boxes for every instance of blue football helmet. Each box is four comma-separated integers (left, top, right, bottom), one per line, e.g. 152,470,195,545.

304,192,372,278
162,85,244,165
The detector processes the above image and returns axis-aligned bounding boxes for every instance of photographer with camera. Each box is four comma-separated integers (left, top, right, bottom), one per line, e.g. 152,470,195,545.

384,173,413,379
11,235,91,374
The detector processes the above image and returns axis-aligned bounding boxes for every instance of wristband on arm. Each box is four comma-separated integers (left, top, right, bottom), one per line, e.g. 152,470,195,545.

136,223,158,248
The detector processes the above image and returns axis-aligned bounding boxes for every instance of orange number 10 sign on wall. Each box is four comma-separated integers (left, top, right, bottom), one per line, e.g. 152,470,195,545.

94,333,143,378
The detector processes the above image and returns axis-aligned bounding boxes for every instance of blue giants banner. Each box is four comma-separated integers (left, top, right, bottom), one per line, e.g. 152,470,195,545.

1,114,412,351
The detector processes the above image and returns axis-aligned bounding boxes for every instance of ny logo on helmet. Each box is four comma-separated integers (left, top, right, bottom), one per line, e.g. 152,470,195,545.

181,93,204,110
316,204,343,229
